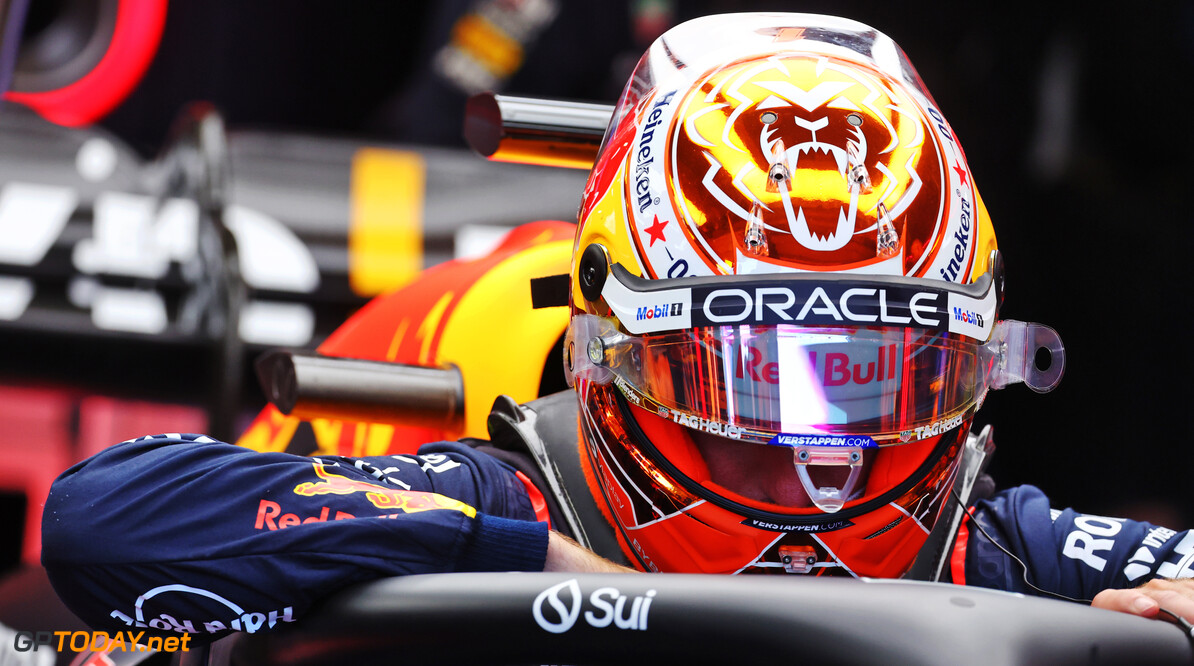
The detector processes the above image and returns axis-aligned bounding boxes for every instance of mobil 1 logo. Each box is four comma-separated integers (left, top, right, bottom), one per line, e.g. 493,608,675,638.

636,302,683,322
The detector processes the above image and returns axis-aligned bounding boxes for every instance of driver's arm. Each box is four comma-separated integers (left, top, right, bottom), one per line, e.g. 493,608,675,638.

41,433,576,643
957,485,1194,623
546,531,637,573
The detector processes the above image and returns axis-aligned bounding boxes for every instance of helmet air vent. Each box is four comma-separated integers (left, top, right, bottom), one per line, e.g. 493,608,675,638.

745,204,770,256
876,202,900,258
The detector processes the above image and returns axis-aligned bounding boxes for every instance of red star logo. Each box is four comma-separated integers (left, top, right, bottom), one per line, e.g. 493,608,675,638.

644,215,668,246
952,160,969,188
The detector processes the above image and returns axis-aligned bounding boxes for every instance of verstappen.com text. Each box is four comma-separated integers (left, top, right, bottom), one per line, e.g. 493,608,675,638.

12,630,191,654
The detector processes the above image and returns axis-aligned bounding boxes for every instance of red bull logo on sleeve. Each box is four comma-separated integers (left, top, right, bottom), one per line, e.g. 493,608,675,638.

293,462,477,517
254,499,356,530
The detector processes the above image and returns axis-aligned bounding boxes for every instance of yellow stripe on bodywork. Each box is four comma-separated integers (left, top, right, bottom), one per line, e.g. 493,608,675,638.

236,407,301,453
349,148,425,296
436,239,573,438
311,418,344,457
418,291,456,365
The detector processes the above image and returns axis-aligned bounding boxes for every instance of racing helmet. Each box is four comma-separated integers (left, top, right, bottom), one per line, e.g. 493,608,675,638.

564,13,1065,577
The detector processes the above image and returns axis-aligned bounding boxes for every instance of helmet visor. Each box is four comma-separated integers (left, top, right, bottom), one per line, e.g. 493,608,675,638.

568,264,1065,446
575,319,975,445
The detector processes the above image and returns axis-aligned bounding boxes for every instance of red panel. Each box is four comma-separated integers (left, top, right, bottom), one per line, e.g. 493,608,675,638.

0,385,207,564
0,386,73,565
76,395,207,460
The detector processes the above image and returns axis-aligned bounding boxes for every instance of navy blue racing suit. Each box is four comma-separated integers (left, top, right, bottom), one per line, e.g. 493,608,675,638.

41,434,1192,642
42,434,547,638
951,485,1194,600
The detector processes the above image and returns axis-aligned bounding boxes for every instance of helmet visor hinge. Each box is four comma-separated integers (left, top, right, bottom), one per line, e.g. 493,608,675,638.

578,243,610,302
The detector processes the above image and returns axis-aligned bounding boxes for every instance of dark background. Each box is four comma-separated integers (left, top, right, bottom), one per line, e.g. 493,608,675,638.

49,0,1194,525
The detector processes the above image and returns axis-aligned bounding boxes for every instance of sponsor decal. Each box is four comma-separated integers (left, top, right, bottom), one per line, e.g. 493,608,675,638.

293,461,477,517
742,517,854,533
817,344,898,386
108,584,296,635
631,88,704,280
635,302,683,321
1062,514,1124,572
606,264,992,339
254,499,356,530
952,306,983,328
613,376,641,405
600,273,692,334
643,215,669,246
1123,526,1178,581
692,283,944,329
735,344,781,384
927,107,955,145
670,411,744,439
908,414,966,442
633,91,677,214
1156,532,1194,580
385,453,463,475
533,579,580,633
533,579,656,634
952,160,970,187
938,193,972,283
768,434,876,448
735,344,898,388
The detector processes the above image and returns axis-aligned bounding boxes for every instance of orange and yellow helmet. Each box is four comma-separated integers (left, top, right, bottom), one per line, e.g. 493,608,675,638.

566,13,1065,577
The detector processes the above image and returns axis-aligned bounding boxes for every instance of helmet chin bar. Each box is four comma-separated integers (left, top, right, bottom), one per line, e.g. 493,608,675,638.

793,446,864,513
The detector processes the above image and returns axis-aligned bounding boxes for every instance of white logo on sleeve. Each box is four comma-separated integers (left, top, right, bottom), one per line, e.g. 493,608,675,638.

109,584,295,634
1061,514,1123,572
1122,526,1178,582
1157,533,1194,580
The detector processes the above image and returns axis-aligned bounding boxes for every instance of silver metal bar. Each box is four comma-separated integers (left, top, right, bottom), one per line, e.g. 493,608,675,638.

256,350,464,431
464,93,613,169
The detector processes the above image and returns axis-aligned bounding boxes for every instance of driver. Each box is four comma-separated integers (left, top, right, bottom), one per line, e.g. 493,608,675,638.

40,11,1194,643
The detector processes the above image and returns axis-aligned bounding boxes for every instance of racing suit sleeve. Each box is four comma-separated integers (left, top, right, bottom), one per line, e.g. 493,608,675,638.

954,485,1192,601
41,433,548,641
